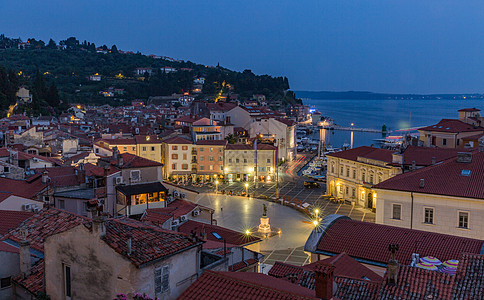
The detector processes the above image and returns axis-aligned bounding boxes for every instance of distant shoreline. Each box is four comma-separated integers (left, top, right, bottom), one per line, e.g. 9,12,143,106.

295,91,484,101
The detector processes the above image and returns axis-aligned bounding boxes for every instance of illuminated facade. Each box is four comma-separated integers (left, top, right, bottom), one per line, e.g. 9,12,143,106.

326,146,401,209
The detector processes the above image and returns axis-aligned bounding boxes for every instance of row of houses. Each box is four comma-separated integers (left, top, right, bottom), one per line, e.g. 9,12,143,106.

326,108,484,240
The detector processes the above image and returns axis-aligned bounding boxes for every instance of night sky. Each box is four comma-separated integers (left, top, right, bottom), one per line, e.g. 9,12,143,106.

1,0,484,93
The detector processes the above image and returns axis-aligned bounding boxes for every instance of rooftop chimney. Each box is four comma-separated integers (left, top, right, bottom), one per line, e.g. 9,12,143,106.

118,156,124,167
19,229,31,277
431,157,436,165
112,146,119,160
127,237,132,255
314,262,335,300
92,216,106,238
419,179,425,188
387,244,399,286
42,170,50,184
411,161,416,171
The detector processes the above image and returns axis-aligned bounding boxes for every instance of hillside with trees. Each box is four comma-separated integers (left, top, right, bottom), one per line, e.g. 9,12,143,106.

0,34,299,116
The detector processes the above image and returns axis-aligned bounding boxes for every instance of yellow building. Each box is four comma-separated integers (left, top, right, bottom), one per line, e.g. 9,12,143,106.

135,135,163,164
95,138,137,155
326,146,401,209
161,136,194,182
418,108,484,148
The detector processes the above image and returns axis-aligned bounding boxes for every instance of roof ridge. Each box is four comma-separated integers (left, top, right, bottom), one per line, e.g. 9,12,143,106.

206,271,315,299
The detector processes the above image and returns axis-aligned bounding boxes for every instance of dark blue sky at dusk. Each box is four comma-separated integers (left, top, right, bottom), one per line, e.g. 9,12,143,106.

1,0,484,94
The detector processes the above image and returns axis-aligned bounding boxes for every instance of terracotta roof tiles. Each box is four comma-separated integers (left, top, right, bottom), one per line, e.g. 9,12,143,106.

178,270,317,300
374,151,484,199
314,216,483,266
162,136,193,145
419,119,484,133
1,207,88,252
0,210,34,236
12,259,44,295
100,218,200,267
178,220,261,246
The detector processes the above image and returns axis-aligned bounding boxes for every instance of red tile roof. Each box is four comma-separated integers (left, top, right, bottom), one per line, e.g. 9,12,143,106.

178,270,317,300
100,218,201,267
226,143,276,150
419,119,484,133
142,199,197,224
12,259,44,295
178,220,261,246
0,210,34,236
317,253,382,281
44,166,81,187
0,176,46,199
452,253,484,299
314,216,483,266
269,254,382,298
174,115,199,124
399,146,473,167
162,136,193,144
374,151,484,199
84,163,120,177
379,264,453,299
326,146,394,163
458,108,480,112
228,258,259,271
334,277,382,300
134,135,161,144
98,138,136,145
114,153,162,168
1,207,88,252
141,209,173,225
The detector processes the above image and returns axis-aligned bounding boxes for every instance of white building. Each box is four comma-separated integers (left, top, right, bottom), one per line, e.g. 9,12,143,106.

374,151,484,240
249,117,296,162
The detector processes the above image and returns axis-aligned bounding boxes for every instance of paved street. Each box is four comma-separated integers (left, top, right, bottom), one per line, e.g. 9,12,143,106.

185,153,376,266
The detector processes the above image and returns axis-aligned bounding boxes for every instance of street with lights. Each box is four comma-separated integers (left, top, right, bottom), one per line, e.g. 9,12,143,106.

184,153,376,267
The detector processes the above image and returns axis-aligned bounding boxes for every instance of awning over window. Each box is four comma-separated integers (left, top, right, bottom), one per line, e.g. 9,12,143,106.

116,182,168,197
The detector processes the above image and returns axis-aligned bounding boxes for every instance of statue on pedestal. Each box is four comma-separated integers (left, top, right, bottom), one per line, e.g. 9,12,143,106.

263,204,267,217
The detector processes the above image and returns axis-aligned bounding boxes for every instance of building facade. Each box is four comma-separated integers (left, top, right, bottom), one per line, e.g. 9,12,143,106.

224,144,277,183
162,136,194,182
195,140,226,182
374,151,484,239
326,146,401,209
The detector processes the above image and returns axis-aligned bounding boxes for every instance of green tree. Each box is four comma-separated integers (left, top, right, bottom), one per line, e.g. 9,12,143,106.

46,82,60,107
47,38,56,49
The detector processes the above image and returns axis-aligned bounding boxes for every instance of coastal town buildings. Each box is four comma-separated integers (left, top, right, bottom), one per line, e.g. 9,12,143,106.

374,151,484,239
224,144,277,183
325,146,401,209
418,108,484,148
161,136,194,182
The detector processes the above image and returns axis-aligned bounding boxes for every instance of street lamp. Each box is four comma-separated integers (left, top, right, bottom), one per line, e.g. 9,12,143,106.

215,180,219,193
245,183,249,196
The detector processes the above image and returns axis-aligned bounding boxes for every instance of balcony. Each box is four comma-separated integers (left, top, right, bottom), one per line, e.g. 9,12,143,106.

192,149,197,155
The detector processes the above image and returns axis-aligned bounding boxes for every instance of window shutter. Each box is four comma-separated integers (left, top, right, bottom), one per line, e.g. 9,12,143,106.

154,267,162,294
162,265,170,292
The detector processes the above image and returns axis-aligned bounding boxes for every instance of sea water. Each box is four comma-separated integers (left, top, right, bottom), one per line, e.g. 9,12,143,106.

302,98,484,148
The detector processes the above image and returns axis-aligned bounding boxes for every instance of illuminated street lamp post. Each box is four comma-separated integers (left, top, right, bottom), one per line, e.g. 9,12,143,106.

215,180,219,193
245,183,249,197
